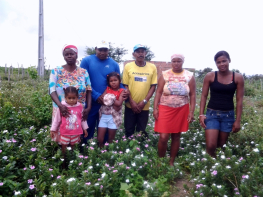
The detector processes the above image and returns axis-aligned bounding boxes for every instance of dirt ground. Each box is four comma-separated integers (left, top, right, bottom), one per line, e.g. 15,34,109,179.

171,178,194,197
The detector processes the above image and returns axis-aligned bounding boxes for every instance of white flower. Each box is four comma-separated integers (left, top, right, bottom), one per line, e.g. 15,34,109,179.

226,166,231,169
217,185,222,188
94,183,99,186
60,159,64,161
144,181,148,185
70,160,74,163
101,173,106,178
253,148,259,152
221,155,225,159
126,179,129,183
190,162,195,166
3,130,8,133
141,154,144,157
14,191,21,195
3,156,7,160
215,163,219,166
91,142,96,145
96,163,99,166
82,143,85,146
201,170,205,173
89,166,93,169
52,183,57,186
67,147,72,150
131,162,136,166
236,145,239,148
126,149,130,153
251,141,254,144
67,178,76,182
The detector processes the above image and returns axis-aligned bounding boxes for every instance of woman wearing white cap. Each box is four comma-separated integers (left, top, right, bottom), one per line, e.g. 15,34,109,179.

153,54,196,166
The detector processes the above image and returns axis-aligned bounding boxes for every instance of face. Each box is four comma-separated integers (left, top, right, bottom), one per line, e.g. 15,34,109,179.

63,49,77,65
109,76,120,90
65,92,78,106
133,48,147,61
96,48,109,60
171,58,183,72
215,55,230,72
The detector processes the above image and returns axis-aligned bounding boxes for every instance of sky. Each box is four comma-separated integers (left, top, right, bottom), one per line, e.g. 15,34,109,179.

0,0,263,75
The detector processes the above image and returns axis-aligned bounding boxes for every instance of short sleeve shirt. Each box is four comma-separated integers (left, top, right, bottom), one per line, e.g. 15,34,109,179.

123,62,157,110
160,69,193,108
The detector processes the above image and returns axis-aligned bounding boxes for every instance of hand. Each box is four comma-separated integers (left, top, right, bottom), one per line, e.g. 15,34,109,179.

187,112,195,123
96,94,105,105
130,100,141,113
50,131,56,139
137,101,146,111
83,129,88,138
82,108,90,121
122,89,130,100
58,104,70,118
153,109,159,120
199,116,206,129
232,120,241,133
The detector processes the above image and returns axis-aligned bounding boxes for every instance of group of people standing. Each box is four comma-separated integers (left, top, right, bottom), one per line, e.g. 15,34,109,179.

49,40,244,166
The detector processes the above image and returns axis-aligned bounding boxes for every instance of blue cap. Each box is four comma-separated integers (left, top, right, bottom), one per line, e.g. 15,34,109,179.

133,44,147,52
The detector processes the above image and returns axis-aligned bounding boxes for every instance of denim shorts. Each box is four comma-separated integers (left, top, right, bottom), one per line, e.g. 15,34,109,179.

205,109,235,132
98,114,117,129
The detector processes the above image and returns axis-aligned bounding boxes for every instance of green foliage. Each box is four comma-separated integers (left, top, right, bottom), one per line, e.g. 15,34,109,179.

27,66,38,80
145,46,155,61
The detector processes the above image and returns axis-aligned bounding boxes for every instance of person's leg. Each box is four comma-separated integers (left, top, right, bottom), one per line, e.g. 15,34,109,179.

136,110,149,138
205,129,220,157
108,129,117,143
83,105,100,143
124,106,137,138
158,133,170,157
97,127,107,148
217,131,230,148
61,144,68,169
169,133,181,166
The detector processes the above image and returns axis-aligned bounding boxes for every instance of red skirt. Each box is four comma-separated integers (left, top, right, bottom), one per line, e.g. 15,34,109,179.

154,104,189,133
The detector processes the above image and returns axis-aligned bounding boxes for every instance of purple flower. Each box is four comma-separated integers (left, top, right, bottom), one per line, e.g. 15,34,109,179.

145,144,149,148
90,147,94,150
84,170,88,173
239,157,243,161
242,175,249,179
57,176,61,179
30,166,35,170
6,140,11,143
196,184,204,189
31,148,37,152
14,133,17,135
23,168,27,170
0,182,3,186
49,168,53,171
113,170,118,173
115,140,118,143
119,151,123,154
105,164,109,167
236,192,240,195
28,179,33,183
30,139,36,142
30,126,34,130
0,150,2,153
51,174,53,177
84,156,88,159
86,182,91,185
100,185,103,189
105,142,109,146
234,188,238,191
29,185,34,189
136,147,140,151
79,155,83,158
212,170,217,176
12,138,17,143
200,193,203,196
126,167,130,169
79,162,82,166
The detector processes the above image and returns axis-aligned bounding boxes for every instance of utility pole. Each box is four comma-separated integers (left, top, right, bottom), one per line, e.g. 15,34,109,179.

38,0,44,77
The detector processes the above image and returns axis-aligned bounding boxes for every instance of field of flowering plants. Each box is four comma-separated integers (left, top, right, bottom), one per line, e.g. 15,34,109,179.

0,79,263,197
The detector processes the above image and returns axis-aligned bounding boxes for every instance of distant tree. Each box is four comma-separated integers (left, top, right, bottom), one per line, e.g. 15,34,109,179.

195,67,213,78
232,69,241,73
84,43,128,63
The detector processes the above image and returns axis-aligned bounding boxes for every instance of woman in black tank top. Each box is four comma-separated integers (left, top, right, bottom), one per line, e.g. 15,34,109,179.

199,51,244,157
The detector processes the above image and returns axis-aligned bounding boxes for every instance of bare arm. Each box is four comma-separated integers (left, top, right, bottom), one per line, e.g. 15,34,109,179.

153,76,165,120
199,73,213,128
113,91,125,107
188,76,196,123
232,73,244,133
82,90,92,121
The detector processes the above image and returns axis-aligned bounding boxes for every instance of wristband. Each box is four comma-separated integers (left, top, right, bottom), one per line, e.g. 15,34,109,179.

198,115,206,119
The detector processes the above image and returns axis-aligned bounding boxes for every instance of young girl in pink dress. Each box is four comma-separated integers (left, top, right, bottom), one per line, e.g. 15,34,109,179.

97,72,125,147
50,86,88,155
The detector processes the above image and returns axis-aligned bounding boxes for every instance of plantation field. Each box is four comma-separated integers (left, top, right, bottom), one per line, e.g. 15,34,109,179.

0,78,263,197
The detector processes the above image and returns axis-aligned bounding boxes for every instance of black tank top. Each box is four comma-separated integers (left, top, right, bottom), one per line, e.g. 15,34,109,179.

207,71,237,111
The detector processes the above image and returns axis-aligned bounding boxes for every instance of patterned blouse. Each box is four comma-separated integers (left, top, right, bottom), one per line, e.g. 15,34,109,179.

160,69,193,108
49,66,92,108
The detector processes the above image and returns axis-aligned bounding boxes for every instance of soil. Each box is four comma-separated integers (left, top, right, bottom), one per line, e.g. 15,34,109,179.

171,178,194,197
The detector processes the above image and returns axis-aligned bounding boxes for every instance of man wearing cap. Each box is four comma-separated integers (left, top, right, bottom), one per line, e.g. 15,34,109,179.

123,44,157,138
80,40,128,142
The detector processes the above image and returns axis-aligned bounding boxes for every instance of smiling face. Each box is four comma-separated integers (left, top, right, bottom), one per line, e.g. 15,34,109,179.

215,55,230,72
109,76,120,90
96,48,109,60
133,48,147,62
171,58,183,73
63,49,77,65
65,92,78,106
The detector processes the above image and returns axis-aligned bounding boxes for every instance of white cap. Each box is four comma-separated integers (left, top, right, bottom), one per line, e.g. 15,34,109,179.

96,40,109,49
